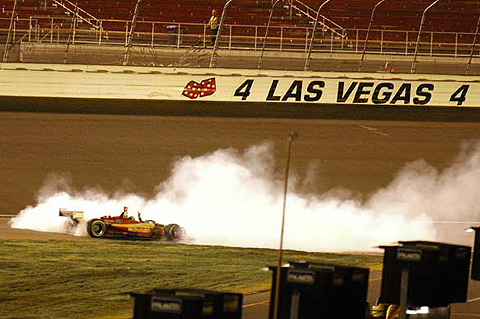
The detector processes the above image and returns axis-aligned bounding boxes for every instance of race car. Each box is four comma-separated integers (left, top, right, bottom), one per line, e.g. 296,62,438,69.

59,207,183,241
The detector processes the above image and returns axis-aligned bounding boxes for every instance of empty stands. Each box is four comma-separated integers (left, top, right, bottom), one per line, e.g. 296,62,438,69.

3,0,479,32
1,0,479,49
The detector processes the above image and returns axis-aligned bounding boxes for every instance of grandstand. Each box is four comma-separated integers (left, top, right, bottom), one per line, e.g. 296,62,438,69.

3,1,477,33
0,0,479,73
4,0,478,31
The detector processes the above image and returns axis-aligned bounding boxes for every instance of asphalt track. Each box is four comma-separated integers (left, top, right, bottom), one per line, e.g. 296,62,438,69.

1,107,480,318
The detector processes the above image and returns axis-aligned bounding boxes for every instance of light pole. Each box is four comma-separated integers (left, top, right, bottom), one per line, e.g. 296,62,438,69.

123,0,143,66
304,0,331,71
209,0,236,68
3,0,19,62
411,0,442,73
258,0,282,69
273,132,297,319
359,0,389,71
467,226,480,280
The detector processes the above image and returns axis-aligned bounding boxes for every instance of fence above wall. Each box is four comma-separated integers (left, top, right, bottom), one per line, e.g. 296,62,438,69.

0,16,479,75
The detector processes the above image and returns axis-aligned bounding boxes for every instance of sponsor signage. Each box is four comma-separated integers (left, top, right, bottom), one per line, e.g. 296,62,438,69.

166,75,480,107
126,227,152,233
182,77,216,99
287,270,315,285
226,78,473,106
151,297,182,314
397,248,423,263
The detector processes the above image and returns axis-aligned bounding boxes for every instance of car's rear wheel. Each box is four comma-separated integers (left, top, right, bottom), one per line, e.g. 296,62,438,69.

87,219,107,238
166,224,182,241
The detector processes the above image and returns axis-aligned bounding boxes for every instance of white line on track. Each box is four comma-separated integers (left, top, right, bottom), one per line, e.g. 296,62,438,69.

467,296,480,303
358,125,390,136
242,300,269,308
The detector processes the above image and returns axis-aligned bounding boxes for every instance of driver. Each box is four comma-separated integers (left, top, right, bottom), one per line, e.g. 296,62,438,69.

120,206,128,218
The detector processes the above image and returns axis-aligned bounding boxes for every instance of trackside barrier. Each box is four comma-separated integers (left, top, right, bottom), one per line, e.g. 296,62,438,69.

268,262,370,319
130,288,242,319
379,241,471,307
378,241,471,319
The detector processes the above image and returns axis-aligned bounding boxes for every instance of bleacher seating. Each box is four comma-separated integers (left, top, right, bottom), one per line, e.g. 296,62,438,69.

297,0,479,33
3,0,478,31
1,0,479,45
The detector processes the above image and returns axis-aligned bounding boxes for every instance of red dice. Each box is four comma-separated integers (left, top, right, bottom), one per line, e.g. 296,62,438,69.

182,78,216,99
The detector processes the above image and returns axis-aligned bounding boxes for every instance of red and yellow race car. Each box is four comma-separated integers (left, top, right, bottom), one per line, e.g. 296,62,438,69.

59,207,183,241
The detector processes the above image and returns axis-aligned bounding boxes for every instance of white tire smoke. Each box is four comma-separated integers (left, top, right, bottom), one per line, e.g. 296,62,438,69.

9,140,480,252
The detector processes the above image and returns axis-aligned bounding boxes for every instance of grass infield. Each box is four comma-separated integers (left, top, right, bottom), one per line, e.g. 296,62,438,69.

0,239,382,319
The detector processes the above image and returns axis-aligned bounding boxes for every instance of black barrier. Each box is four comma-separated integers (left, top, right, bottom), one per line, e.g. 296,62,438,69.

268,262,369,319
471,227,480,281
379,241,471,307
131,288,242,319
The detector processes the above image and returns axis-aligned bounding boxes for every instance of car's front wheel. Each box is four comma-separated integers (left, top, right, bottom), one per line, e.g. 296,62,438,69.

165,224,182,241
87,219,107,238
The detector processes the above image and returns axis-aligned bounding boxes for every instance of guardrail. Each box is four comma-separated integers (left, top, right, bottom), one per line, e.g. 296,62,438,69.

52,0,100,30
289,0,347,40
0,17,478,59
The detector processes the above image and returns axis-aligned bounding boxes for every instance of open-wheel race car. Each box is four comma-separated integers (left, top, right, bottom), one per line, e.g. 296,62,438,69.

59,207,184,241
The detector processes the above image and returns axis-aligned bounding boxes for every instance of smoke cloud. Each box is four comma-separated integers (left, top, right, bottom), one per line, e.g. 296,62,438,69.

9,140,480,252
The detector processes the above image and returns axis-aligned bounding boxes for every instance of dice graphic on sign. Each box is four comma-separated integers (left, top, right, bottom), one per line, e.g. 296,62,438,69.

182,78,216,99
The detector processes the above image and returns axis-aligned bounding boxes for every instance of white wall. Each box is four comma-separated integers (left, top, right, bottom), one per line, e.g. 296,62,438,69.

1,63,478,107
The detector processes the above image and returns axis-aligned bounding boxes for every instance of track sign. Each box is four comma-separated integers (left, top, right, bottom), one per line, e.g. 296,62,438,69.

151,297,182,314
287,270,316,285
396,248,423,263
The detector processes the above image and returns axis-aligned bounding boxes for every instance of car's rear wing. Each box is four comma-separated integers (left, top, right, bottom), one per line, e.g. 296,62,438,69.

59,208,84,221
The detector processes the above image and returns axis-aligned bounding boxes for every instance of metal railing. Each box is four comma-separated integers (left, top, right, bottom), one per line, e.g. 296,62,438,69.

0,17,478,59
288,0,347,40
52,0,100,29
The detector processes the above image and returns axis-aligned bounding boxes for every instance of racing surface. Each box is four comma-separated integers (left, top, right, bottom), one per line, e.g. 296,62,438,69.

1,109,480,318
1,110,480,217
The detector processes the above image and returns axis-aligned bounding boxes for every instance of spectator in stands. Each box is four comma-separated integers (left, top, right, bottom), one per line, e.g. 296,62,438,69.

209,9,219,46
